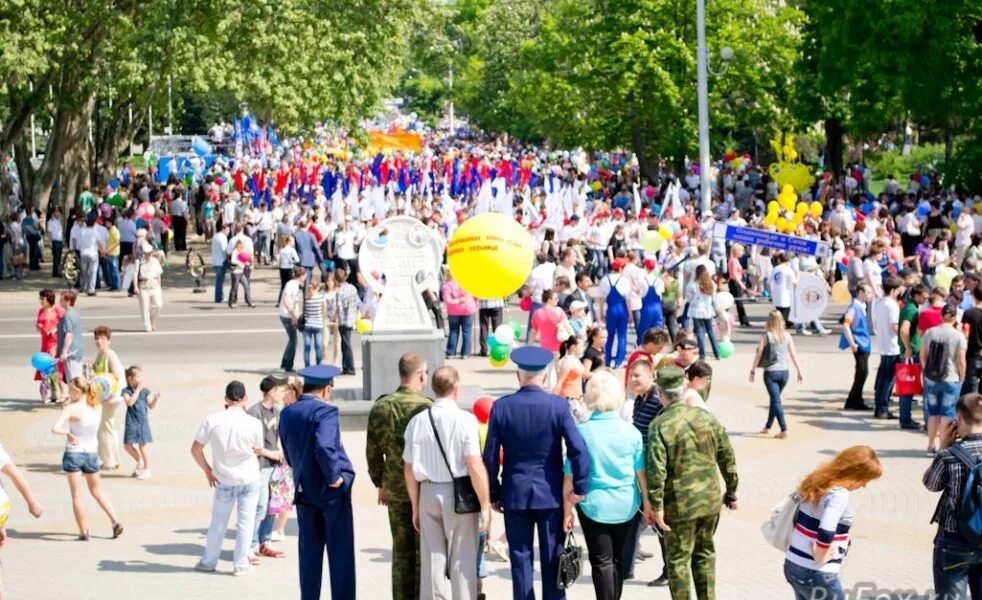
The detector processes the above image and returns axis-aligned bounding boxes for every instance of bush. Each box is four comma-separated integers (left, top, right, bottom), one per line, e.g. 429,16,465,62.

866,144,946,182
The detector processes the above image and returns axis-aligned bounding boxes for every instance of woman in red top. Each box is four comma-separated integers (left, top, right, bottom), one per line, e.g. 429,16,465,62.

35,288,65,403
442,271,478,358
530,290,569,354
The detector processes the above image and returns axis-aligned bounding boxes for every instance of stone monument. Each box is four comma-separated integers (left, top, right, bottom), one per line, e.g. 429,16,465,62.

359,216,446,400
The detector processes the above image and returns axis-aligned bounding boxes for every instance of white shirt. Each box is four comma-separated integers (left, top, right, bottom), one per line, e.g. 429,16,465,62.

768,263,797,308
171,197,187,218
598,273,634,298
527,262,557,303
279,245,299,269
957,215,975,248
211,232,229,266
873,297,901,355
334,229,356,260
863,258,883,296
402,399,480,483
47,218,63,242
227,232,253,257
76,227,101,258
279,279,302,319
194,407,263,486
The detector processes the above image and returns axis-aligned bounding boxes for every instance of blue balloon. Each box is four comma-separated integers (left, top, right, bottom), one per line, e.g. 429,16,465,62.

109,177,120,190
31,352,57,375
192,137,211,157
916,205,930,218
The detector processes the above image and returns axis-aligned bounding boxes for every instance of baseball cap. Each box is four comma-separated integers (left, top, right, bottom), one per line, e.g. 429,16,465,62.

225,380,247,401
260,375,288,394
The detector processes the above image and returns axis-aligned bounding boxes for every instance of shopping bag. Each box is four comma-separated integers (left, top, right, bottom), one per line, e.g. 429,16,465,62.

894,360,923,396
268,464,295,515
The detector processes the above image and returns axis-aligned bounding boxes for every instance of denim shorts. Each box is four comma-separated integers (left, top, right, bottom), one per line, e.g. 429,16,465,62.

62,451,100,474
924,379,961,419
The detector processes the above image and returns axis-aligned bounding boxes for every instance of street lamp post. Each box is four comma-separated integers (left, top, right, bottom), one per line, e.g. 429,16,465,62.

448,59,455,134
696,0,733,215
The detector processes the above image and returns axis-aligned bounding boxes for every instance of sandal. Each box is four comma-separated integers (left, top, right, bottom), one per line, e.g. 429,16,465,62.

775,431,788,439
78,530,90,541
112,523,124,538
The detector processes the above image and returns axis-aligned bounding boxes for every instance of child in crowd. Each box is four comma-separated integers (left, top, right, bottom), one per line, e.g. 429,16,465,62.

121,366,160,480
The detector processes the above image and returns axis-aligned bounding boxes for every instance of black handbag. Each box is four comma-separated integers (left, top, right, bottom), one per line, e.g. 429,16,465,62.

557,532,583,589
427,409,481,514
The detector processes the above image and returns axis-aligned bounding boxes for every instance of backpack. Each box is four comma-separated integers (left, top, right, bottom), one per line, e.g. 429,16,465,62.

923,338,950,381
947,445,982,547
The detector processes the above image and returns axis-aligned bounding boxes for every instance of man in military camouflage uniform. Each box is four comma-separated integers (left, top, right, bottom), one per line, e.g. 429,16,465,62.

646,366,739,600
366,353,433,600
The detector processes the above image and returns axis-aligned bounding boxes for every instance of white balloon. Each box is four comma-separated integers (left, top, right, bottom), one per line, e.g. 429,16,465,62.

715,291,735,311
494,324,516,346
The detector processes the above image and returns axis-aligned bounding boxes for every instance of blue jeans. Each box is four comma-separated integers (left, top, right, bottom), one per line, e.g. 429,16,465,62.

446,314,473,357
764,370,789,431
253,467,276,546
304,327,324,367
525,302,542,343
873,354,900,416
784,560,844,600
692,317,719,359
199,481,260,571
280,316,299,371
107,255,120,290
924,379,961,419
934,533,982,599
214,264,228,303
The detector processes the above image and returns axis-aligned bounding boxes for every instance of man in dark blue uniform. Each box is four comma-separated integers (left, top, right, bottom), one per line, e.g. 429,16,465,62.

483,346,591,600
279,364,356,600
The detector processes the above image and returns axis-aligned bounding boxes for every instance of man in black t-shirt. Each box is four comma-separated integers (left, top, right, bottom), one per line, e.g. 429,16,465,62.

247,375,288,559
961,286,982,395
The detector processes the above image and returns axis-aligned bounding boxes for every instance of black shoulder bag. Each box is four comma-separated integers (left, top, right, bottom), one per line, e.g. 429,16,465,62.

427,408,481,514
557,531,583,589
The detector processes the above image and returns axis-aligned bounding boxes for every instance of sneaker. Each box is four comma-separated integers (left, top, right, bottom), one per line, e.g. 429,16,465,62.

270,531,285,542
233,566,254,576
193,562,216,573
927,447,937,457
647,572,669,586
259,543,285,558
136,469,152,481
900,421,922,430
131,464,144,478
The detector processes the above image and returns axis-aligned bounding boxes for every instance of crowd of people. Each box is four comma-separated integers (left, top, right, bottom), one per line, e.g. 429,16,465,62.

4,128,982,598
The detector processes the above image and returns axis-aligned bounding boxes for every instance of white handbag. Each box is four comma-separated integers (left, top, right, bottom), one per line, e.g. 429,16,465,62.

761,491,800,552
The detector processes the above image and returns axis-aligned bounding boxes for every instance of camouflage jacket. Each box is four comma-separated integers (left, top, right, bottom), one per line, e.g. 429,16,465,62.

646,400,738,522
366,387,432,502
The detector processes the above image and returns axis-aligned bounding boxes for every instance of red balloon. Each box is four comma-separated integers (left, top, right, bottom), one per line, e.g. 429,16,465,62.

472,395,495,424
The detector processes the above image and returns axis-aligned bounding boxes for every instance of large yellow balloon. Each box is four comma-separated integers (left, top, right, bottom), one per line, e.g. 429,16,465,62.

779,193,796,213
448,213,534,299
641,229,664,252
776,216,788,231
935,266,959,292
764,213,778,226
658,224,673,240
831,280,851,303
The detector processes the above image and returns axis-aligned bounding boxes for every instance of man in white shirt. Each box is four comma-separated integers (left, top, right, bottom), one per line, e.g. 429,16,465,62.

190,381,264,576
47,206,64,278
212,222,230,304
872,277,904,419
76,215,104,295
524,255,557,341
171,194,188,251
768,252,798,328
403,366,490,600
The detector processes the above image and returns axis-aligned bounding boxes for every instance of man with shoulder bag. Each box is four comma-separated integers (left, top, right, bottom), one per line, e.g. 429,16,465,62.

403,366,490,600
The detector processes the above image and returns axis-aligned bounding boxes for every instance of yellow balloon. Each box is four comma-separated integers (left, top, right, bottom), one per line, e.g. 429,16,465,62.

641,229,664,252
776,216,788,231
831,280,851,303
658,224,673,240
591,181,602,191
764,213,778,226
490,355,509,368
782,184,794,195
448,213,534,299
779,194,796,213
767,201,779,214
795,202,809,216
356,318,373,334
0,493,8,527
810,201,823,218
935,266,959,292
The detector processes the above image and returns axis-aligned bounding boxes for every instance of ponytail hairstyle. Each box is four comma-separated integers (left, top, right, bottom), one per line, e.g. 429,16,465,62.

585,324,604,347
71,377,99,408
558,335,580,359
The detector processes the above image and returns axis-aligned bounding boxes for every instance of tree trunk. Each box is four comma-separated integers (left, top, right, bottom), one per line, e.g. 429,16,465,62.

34,91,95,212
944,124,954,162
13,133,35,208
824,117,843,178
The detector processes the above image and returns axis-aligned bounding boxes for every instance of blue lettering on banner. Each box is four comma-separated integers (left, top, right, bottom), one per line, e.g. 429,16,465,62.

712,223,830,257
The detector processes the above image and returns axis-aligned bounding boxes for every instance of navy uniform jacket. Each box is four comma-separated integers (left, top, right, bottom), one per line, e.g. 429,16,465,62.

483,385,590,510
293,229,323,269
279,394,355,505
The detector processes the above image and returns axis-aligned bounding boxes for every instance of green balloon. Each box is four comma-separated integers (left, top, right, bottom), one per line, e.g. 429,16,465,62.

490,344,510,362
717,339,734,359
507,320,522,341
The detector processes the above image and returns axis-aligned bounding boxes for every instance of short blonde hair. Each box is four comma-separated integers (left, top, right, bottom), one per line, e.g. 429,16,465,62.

583,368,624,413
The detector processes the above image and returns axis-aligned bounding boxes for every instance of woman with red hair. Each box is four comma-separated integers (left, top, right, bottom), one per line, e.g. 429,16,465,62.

784,445,882,598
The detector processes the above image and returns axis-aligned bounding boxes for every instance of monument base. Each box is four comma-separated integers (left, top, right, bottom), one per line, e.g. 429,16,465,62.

362,331,446,401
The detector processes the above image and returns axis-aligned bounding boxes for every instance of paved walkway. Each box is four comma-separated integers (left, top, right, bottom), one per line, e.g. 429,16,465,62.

0,259,941,599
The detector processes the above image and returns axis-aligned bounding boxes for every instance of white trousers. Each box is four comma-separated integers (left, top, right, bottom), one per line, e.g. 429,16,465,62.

419,482,479,600
138,287,163,331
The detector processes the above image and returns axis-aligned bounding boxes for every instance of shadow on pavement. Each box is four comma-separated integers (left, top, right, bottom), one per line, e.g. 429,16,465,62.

0,398,59,413
359,547,392,563
5,529,79,542
144,542,206,558
18,462,65,474
98,559,197,574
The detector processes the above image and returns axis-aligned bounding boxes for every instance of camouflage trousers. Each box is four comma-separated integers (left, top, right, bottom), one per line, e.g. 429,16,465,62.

664,513,720,600
388,499,421,600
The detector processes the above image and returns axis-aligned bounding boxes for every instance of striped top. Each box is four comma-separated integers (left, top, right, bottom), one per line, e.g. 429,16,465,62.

785,487,853,573
303,293,326,330
631,387,663,448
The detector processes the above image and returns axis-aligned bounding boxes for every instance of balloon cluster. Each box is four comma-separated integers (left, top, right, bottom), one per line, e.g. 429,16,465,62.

763,185,823,233
722,148,752,173
767,132,815,195
486,322,522,368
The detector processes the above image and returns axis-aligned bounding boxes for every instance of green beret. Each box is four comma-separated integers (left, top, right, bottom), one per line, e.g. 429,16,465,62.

656,366,686,392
